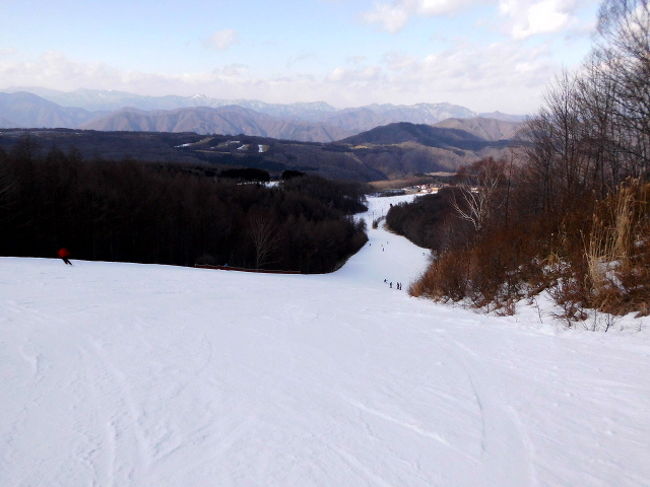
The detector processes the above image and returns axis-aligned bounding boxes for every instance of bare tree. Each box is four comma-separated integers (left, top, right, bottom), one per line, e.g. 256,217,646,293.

450,159,505,233
575,52,619,196
594,0,650,178
248,212,279,269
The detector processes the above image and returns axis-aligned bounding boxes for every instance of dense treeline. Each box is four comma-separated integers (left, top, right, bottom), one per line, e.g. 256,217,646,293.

398,0,650,323
385,189,471,250
0,139,367,273
281,174,369,215
219,167,270,182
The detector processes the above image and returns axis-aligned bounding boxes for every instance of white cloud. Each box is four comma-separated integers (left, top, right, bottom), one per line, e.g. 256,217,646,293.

346,55,367,66
0,51,122,89
417,0,474,15
382,51,416,71
499,0,575,39
327,66,347,82
0,42,563,113
306,40,556,112
205,29,238,50
326,65,382,84
364,0,583,39
363,0,476,32
362,2,411,33
286,52,318,69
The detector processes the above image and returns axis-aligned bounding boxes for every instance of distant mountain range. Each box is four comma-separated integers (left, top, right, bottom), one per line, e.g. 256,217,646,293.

1,88,526,143
81,106,351,142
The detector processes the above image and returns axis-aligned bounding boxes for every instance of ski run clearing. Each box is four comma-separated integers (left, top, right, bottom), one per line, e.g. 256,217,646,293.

2,195,649,487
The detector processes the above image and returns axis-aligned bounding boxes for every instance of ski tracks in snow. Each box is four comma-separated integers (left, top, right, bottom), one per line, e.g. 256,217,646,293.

441,333,539,487
2,196,650,486
84,338,153,485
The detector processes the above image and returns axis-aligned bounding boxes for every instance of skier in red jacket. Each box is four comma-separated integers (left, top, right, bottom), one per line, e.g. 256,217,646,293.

57,248,72,265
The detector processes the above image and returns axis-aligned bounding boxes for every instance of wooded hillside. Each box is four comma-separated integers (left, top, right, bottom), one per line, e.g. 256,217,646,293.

0,138,368,273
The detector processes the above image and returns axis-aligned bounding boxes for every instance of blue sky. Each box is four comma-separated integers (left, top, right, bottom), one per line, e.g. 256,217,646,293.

0,0,601,113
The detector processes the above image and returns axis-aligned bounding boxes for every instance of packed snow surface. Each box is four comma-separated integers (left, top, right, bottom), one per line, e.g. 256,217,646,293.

2,195,649,487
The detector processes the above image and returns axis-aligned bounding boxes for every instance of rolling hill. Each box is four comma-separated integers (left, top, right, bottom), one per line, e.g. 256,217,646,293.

432,117,523,141
0,122,521,182
342,122,488,148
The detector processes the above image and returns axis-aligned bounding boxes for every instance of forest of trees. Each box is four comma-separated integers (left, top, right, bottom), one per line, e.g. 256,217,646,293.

391,0,649,323
0,139,368,274
385,188,471,250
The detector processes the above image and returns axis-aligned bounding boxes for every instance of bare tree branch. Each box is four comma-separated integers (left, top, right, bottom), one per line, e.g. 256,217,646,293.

450,159,505,233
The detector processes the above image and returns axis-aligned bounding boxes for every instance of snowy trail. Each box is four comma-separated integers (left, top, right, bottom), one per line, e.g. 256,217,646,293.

1,195,650,486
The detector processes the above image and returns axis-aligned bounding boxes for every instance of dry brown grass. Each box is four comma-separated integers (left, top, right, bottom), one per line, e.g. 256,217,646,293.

410,248,471,301
586,179,650,315
409,178,650,321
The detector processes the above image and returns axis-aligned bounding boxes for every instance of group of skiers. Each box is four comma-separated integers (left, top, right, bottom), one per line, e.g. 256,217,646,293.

373,235,402,290
383,278,403,290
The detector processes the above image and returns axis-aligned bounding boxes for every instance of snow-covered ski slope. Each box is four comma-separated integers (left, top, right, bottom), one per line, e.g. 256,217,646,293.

2,195,649,487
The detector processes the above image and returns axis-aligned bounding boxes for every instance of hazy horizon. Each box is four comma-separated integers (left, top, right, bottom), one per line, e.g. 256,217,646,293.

2,85,533,115
1,0,601,113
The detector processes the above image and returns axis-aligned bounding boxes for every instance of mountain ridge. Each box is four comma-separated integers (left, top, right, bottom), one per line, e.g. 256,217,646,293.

0,89,525,143
431,117,523,141
0,91,97,128
80,105,352,142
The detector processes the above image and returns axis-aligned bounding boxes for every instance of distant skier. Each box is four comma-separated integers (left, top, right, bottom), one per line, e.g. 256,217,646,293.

389,282,392,289
57,248,72,265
